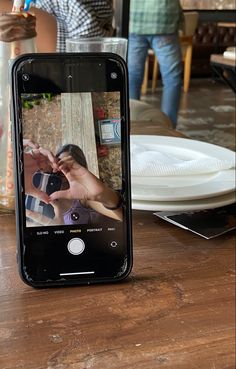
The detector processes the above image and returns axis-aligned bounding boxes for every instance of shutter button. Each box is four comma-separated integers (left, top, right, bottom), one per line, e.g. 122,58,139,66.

67,238,85,255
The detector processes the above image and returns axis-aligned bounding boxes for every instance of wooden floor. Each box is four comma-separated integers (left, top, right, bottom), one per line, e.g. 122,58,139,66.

142,78,236,151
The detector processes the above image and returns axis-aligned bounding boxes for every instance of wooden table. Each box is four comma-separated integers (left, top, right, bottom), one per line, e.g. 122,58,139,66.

210,54,236,93
0,122,235,369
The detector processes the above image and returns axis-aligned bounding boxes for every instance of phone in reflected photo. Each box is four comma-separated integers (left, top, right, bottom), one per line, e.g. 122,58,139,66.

11,53,132,287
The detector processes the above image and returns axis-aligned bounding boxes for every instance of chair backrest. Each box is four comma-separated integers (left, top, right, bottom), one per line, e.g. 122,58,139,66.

182,11,199,36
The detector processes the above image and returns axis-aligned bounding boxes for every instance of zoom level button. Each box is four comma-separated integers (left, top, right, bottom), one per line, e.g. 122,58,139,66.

67,238,85,255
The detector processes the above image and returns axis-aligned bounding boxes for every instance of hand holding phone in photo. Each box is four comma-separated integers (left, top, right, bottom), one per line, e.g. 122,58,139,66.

25,194,55,219
23,142,59,202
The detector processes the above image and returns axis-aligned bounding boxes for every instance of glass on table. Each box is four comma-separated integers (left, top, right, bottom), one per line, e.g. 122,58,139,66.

66,37,128,60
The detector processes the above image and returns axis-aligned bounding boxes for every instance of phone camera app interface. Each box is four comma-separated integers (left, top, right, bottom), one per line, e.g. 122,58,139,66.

20,88,129,282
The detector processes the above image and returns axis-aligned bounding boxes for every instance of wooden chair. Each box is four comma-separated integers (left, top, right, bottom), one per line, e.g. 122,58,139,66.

141,12,199,94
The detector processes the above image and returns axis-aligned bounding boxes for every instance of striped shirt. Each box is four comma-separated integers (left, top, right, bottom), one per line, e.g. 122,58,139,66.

35,0,114,51
129,0,183,35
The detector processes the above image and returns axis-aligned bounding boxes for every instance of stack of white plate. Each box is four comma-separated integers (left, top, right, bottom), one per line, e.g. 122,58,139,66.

131,135,236,211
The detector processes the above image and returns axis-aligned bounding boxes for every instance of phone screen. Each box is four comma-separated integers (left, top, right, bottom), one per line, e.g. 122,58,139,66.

11,53,132,286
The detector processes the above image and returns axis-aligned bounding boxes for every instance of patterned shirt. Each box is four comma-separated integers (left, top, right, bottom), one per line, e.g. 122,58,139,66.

129,0,183,35
35,0,114,51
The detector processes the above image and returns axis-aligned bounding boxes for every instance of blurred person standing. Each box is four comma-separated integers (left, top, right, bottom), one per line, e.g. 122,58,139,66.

34,0,114,51
128,0,183,127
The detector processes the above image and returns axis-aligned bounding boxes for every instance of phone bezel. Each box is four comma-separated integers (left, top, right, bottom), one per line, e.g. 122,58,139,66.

11,52,132,287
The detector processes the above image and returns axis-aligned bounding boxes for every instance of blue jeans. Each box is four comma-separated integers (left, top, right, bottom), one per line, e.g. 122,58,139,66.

128,33,182,127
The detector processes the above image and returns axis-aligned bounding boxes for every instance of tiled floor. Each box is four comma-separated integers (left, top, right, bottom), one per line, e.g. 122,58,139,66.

142,78,236,151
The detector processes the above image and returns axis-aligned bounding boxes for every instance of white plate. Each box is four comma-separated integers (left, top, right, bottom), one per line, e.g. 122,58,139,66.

132,192,236,212
131,135,236,201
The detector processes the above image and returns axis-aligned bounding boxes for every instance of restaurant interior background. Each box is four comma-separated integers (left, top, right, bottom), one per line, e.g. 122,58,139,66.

114,0,236,152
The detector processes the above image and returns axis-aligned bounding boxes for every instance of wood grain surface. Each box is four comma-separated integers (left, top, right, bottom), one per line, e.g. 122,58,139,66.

0,212,235,369
61,93,99,177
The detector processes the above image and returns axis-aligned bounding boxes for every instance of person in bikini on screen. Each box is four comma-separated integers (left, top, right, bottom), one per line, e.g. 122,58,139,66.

24,141,123,226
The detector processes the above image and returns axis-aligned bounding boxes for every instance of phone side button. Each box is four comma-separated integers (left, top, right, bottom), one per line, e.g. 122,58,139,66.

67,238,85,256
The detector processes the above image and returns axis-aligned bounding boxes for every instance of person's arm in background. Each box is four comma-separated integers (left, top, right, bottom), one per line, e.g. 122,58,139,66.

0,0,57,51
31,6,57,51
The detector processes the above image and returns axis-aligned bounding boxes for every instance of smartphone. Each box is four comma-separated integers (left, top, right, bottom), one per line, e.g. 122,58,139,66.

32,171,62,195
11,53,132,287
25,194,55,220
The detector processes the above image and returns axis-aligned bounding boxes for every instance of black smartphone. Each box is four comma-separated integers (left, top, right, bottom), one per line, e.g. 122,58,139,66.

25,194,55,220
11,53,132,287
32,171,62,195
